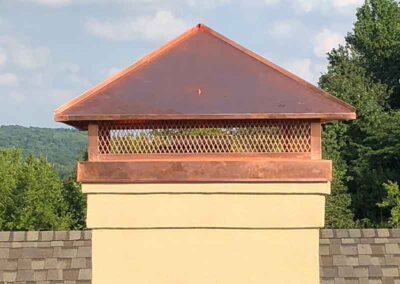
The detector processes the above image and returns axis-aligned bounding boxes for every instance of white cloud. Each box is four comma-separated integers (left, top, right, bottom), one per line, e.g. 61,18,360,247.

7,91,25,104
264,0,280,5
86,11,190,42
24,0,230,10
23,0,71,7
69,74,91,89
283,58,326,83
313,28,344,58
186,0,231,9
0,48,7,65
62,63,80,73
294,0,320,12
0,73,19,86
51,89,76,100
332,0,363,8
26,73,46,88
285,58,314,81
268,20,303,39
284,0,363,13
0,37,49,70
13,45,49,70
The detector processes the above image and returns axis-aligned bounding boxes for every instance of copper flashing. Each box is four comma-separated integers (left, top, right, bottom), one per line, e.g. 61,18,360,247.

77,159,332,183
55,24,355,129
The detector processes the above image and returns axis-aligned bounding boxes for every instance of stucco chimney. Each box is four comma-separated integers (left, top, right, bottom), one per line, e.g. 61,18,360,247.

55,23,355,284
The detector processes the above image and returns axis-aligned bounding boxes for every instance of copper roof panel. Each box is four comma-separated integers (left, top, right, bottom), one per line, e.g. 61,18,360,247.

55,24,355,127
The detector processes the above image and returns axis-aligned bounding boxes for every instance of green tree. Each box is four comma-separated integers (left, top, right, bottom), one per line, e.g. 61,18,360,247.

14,155,72,230
319,47,387,227
320,0,400,227
0,148,74,230
346,0,400,108
62,170,86,230
323,121,355,228
377,181,400,227
0,149,21,229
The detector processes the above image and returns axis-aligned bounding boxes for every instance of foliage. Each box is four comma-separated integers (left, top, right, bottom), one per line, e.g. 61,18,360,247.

323,121,355,228
0,149,20,229
377,181,400,228
346,0,400,108
0,125,86,177
320,0,400,227
61,166,86,230
0,148,85,230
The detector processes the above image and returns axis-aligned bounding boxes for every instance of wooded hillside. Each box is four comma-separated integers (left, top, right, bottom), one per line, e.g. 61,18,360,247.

0,125,86,177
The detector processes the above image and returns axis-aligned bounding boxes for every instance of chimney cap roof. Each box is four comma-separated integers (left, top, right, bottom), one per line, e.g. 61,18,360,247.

54,23,355,129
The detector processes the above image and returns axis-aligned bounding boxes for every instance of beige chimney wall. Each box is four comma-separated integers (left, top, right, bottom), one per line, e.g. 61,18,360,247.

84,182,329,284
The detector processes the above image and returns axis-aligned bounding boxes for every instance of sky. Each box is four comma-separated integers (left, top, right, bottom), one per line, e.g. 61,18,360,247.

0,0,363,128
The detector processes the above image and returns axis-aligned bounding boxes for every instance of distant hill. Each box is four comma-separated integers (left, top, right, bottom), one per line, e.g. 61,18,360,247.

0,125,86,177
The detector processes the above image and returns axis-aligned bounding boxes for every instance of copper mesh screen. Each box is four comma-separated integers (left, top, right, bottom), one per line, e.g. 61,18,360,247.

98,120,311,155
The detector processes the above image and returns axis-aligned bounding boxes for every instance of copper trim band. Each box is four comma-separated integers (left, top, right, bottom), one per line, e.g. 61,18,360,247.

77,159,332,183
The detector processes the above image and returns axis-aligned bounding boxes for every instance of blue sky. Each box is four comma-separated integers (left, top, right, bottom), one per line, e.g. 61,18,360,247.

0,0,362,127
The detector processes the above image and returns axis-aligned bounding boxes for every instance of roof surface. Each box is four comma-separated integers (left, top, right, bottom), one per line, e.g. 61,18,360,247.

55,24,355,128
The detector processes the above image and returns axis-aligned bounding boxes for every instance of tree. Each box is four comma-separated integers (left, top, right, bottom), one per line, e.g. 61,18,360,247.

14,155,72,230
320,0,400,227
346,0,400,108
62,169,86,230
319,47,388,227
323,121,355,228
377,181,400,227
0,149,21,229
0,148,73,230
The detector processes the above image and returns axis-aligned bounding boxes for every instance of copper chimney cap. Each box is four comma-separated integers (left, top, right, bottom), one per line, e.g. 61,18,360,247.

54,23,355,130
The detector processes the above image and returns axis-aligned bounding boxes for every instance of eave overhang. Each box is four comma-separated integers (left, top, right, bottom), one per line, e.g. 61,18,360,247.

55,113,356,130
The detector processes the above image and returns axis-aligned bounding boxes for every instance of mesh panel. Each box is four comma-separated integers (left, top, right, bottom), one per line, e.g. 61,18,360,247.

98,120,311,155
